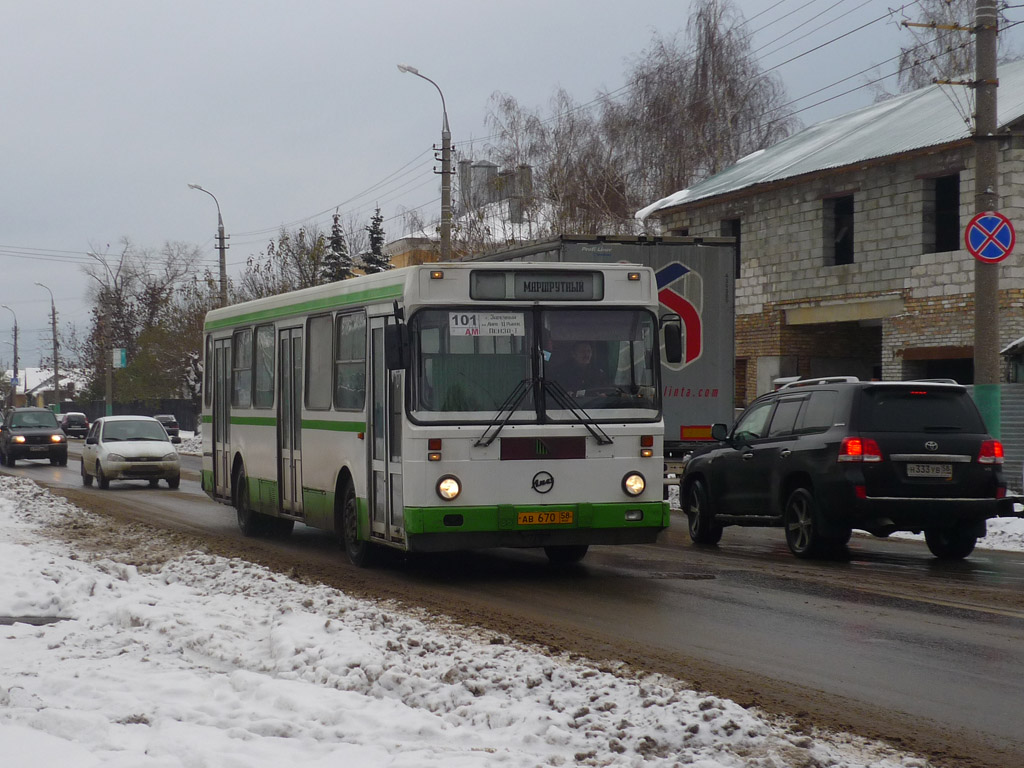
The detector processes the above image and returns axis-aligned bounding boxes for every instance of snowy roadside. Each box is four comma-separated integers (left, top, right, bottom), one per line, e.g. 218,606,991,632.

0,476,926,767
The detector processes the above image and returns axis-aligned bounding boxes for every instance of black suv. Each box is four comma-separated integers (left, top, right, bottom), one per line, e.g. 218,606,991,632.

0,406,69,467
680,378,1010,560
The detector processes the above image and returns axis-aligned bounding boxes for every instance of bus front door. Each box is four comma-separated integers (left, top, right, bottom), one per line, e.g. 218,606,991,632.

278,327,303,516
213,338,231,500
369,317,405,544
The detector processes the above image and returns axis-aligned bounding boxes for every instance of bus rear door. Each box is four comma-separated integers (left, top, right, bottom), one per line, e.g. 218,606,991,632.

213,337,231,500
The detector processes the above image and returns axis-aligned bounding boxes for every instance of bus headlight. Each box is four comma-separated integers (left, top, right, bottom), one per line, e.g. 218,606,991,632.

622,472,646,497
436,475,462,500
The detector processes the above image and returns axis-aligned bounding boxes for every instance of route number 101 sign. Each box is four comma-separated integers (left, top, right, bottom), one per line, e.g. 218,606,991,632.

449,312,526,336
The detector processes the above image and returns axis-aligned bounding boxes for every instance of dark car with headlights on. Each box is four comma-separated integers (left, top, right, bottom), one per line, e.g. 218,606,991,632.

680,378,1011,560
0,407,68,466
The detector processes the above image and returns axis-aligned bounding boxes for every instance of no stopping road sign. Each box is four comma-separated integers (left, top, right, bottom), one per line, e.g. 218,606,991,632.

965,211,1015,263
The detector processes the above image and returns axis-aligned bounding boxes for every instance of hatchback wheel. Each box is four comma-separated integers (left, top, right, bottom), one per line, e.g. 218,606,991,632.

81,460,93,487
925,525,978,560
96,462,110,490
685,480,723,545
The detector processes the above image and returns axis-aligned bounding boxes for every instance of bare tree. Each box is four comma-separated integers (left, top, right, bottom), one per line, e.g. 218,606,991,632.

896,0,976,92
481,0,796,238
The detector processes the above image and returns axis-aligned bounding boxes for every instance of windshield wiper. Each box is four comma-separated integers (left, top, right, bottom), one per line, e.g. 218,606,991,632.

475,378,535,447
542,379,613,446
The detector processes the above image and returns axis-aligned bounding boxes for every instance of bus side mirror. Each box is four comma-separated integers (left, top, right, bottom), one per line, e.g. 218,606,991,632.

385,324,409,370
661,315,682,364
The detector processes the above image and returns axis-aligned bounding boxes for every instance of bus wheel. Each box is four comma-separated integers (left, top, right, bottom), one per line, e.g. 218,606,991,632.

235,467,264,537
544,545,588,565
340,482,375,567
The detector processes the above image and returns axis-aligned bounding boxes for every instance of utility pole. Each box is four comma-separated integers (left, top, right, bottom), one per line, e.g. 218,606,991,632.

188,184,229,306
2,305,18,409
36,283,59,413
974,0,1001,435
397,64,453,260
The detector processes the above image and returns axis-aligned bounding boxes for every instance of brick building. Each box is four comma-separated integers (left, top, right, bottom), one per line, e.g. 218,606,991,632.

637,59,1024,407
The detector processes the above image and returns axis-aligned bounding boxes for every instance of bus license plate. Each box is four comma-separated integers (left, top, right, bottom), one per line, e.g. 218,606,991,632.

906,463,952,479
517,510,573,526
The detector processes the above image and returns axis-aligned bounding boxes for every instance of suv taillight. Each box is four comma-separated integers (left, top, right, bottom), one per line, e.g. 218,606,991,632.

838,436,883,463
978,439,1004,464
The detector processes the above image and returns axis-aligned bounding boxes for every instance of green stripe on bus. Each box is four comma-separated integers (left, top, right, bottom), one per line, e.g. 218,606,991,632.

201,415,364,431
404,501,670,535
204,284,404,331
201,414,212,423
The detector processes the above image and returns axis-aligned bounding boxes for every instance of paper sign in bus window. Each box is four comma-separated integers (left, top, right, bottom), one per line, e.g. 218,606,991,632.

449,312,525,336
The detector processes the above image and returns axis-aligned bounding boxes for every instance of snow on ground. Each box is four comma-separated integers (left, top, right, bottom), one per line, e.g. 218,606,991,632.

0,476,929,768
175,430,202,457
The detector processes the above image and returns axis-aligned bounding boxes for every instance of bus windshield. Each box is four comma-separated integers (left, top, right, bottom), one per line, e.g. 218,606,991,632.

409,307,659,423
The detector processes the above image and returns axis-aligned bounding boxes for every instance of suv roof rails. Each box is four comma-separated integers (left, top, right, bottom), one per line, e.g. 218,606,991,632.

903,378,959,384
779,376,859,389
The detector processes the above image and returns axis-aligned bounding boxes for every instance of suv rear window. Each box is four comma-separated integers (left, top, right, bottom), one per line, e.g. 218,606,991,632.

858,388,985,433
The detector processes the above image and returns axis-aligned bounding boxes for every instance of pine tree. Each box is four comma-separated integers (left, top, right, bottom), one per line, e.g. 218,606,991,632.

361,207,391,273
321,212,356,282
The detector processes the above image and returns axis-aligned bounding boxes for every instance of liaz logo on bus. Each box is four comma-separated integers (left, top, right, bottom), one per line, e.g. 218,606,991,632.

655,262,703,370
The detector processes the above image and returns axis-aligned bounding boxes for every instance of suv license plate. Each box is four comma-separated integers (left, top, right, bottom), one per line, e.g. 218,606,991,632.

906,463,952,479
517,510,573,526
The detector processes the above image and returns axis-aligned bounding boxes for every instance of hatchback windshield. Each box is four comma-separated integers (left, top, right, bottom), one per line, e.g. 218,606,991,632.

102,420,170,442
409,307,658,423
9,411,59,428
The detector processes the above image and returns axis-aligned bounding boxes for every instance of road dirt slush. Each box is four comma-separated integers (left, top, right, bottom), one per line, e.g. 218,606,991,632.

27,478,1021,768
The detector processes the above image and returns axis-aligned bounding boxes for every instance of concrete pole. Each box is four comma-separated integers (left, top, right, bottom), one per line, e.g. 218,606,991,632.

973,0,1001,435
2,305,17,409
36,283,59,413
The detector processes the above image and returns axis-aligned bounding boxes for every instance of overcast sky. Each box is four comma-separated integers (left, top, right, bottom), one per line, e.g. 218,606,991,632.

2,0,1022,367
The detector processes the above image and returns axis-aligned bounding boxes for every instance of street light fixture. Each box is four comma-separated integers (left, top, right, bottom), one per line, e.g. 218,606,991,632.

188,183,229,306
35,283,60,413
1,305,18,408
397,63,452,261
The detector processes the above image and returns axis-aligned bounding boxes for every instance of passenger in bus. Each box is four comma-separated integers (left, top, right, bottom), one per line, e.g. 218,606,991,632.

553,340,607,394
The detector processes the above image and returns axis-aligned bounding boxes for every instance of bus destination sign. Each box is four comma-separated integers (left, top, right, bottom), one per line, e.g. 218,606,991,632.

470,270,604,301
514,271,601,300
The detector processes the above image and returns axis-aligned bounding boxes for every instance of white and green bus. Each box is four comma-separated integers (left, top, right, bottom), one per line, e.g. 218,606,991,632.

201,262,682,565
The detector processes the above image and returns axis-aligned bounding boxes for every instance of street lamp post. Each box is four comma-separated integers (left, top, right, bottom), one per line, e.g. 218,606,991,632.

35,283,60,413
188,183,229,306
397,63,452,261
1,305,18,408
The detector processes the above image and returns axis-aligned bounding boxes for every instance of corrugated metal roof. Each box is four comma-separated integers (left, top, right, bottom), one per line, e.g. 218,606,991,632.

637,58,1024,219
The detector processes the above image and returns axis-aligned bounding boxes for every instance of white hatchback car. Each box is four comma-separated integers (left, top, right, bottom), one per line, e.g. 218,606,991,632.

81,416,181,490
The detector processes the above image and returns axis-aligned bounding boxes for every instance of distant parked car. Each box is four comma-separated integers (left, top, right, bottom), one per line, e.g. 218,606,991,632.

60,412,89,438
81,416,181,490
153,414,181,443
680,377,1010,560
0,407,68,467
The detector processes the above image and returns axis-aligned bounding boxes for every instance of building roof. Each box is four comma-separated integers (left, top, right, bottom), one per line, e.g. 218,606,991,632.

637,58,1024,219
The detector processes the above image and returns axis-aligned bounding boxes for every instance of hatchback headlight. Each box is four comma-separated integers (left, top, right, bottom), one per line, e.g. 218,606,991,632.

436,475,461,500
622,472,646,497
107,453,126,462
162,453,178,462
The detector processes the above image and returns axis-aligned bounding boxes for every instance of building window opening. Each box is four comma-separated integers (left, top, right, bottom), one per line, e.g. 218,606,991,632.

825,195,854,266
932,174,960,253
721,218,741,277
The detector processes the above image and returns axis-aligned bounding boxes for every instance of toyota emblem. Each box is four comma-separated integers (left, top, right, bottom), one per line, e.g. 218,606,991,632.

532,471,554,493
925,441,939,452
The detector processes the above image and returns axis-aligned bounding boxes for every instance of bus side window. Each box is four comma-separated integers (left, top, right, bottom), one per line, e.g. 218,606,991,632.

231,328,253,408
335,312,367,410
306,315,334,410
253,325,275,408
